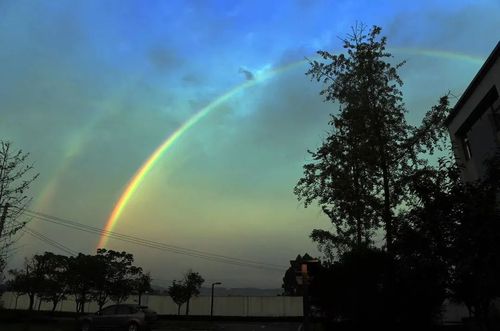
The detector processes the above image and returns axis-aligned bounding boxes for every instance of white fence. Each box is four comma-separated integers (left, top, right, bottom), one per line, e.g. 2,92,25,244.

0,292,303,317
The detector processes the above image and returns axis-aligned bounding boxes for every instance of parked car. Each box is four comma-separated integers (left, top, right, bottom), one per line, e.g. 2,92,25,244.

78,304,157,331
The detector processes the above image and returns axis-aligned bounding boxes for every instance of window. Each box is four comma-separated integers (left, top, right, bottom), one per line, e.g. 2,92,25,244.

462,136,472,161
115,305,132,314
99,305,116,315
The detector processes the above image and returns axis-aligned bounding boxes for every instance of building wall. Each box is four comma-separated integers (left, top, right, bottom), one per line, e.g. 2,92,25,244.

447,56,500,181
0,292,303,317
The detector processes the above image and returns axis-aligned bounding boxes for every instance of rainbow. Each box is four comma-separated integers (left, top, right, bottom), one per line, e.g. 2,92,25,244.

33,78,139,215
97,59,308,248
97,48,485,248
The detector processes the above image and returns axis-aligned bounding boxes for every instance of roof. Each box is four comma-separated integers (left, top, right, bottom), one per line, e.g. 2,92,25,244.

444,41,500,126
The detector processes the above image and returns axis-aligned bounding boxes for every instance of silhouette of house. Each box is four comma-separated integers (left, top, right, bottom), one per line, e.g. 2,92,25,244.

445,42,500,182
282,254,319,296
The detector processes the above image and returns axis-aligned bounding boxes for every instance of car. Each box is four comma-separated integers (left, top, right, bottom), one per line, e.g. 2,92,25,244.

78,304,157,331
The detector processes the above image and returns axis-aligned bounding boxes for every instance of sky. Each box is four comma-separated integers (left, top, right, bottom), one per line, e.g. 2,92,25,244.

1,0,499,289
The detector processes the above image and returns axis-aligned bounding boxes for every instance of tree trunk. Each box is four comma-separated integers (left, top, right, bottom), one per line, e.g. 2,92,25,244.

51,300,58,312
38,297,42,311
28,294,35,311
177,304,181,315
185,298,190,315
138,293,142,305
353,166,363,248
381,160,392,253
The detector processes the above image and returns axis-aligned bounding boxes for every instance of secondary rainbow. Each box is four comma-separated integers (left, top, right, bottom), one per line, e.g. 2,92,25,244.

98,48,485,248
97,59,308,248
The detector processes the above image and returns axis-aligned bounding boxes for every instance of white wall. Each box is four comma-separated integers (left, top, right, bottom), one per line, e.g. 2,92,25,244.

0,292,303,317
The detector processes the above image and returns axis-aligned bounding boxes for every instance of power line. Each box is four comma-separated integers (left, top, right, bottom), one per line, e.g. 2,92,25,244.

20,209,287,271
23,226,76,256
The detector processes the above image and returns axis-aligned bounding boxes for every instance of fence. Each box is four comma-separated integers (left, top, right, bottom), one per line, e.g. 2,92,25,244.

0,292,303,317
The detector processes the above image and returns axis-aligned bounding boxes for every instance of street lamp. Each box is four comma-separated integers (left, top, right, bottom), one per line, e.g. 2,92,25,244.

210,282,222,317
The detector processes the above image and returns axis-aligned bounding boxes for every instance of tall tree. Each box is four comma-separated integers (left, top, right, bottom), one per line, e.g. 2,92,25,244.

295,24,450,256
0,141,38,255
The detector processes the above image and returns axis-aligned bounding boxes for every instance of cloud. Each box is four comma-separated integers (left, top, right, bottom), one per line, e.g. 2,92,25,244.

148,47,182,71
238,67,255,80
385,2,500,54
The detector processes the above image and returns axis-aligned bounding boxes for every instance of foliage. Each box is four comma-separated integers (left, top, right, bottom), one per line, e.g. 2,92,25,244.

168,280,189,315
309,247,388,326
296,24,457,327
183,270,204,315
295,25,451,257
33,252,69,312
95,249,141,306
167,270,204,316
0,141,38,256
7,255,49,311
282,267,299,296
133,271,152,305
5,249,146,313
448,155,500,329
65,253,97,313
391,159,458,326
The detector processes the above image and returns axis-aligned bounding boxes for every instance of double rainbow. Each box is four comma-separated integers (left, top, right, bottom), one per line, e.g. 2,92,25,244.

93,48,485,249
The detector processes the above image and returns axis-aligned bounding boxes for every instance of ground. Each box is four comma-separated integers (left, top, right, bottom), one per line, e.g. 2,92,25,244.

0,320,310,331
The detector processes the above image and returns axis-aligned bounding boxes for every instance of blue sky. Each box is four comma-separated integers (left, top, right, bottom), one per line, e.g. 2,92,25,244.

1,0,499,288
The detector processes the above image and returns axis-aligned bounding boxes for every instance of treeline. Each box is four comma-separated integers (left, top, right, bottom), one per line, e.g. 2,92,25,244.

6,249,151,313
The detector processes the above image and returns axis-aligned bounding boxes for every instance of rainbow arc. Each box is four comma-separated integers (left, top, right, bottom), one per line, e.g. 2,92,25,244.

96,48,485,248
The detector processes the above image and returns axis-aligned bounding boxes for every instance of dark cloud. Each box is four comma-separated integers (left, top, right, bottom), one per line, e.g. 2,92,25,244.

239,67,255,80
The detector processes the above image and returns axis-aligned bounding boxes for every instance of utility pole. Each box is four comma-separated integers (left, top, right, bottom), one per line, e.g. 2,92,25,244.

0,203,9,239
210,282,221,317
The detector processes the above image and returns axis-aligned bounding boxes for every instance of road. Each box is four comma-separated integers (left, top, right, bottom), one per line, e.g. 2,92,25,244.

215,322,301,331
0,321,305,331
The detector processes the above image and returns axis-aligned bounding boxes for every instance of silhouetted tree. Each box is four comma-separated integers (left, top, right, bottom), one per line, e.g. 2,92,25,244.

183,270,204,316
295,24,453,327
448,156,500,330
66,253,99,313
133,271,152,305
309,247,388,327
168,280,189,315
7,255,48,311
0,141,38,256
295,24,450,256
35,252,70,312
282,267,299,296
392,159,458,326
95,249,141,306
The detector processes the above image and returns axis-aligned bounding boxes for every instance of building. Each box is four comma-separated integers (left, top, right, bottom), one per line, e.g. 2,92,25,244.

445,42,500,182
